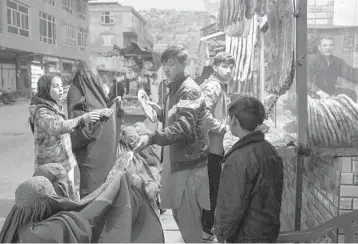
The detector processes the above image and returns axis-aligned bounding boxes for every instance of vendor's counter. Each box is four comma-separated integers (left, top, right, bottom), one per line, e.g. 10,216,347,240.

278,144,358,243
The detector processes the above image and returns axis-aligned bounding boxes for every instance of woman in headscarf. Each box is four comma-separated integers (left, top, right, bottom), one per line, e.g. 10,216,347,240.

28,73,101,201
118,124,161,213
33,163,73,200
67,60,124,198
0,159,164,243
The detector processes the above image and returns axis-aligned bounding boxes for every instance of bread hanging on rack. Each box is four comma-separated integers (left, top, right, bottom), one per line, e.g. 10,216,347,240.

307,94,358,147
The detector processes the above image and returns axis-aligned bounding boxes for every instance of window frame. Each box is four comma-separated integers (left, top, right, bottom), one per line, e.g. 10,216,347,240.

39,11,56,45
62,0,72,14
61,21,76,47
77,0,86,20
101,12,114,25
43,0,55,5
78,27,87,51
6,0,30,38
101,34,114,46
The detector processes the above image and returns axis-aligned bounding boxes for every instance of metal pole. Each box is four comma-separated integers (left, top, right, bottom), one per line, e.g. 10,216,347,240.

294,0,308,231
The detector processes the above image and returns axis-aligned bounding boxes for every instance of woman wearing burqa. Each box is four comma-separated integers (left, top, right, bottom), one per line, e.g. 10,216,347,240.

67,60,124,198
0,161,165,243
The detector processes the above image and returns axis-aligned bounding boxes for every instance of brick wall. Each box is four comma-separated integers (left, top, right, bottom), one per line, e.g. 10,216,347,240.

280,155,297,232
281,154,358,242
308,0,334,26
337,157,358,242
301,155,340,242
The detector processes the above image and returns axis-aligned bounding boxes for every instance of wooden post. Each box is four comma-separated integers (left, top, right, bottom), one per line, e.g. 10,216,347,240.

259,15,267,103
294,0,308,231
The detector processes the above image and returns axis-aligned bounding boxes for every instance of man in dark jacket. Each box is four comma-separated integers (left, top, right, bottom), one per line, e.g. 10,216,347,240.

213,96,284,243
308,36,358,101
133,45,210,243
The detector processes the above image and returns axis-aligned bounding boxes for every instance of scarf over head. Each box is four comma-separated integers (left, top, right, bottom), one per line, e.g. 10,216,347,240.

33,164,72,199
67,60,119,197
28,74,64,133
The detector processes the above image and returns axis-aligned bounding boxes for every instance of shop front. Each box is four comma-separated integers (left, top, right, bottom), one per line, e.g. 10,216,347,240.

216,0,358,242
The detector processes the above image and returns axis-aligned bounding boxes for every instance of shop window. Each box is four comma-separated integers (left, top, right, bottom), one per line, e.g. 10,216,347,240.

39,12,56,44
62,0,72,14
77,0,86,20
61,21,76,46
78,27,87,51
101,12,114,25
6,0,30,37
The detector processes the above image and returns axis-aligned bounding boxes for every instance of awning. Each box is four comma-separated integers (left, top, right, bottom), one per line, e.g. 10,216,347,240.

200,31,225,41
119,41,153,57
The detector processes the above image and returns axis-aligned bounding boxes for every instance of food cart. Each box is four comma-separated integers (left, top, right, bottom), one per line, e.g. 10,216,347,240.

217,0,358,242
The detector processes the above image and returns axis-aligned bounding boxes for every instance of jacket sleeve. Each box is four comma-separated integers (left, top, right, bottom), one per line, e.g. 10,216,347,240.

201,81,226,133
36,108,82,136
150,88,203,146
338,58,358,84
213,154,256,240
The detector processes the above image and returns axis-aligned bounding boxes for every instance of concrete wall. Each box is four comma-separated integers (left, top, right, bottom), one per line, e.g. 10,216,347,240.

0,0,89,61
88,3,124,53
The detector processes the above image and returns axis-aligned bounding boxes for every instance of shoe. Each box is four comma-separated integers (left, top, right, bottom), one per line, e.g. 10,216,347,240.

202,232,217,243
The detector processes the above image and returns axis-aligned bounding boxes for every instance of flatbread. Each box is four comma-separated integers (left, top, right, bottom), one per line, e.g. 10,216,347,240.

138,89,158,122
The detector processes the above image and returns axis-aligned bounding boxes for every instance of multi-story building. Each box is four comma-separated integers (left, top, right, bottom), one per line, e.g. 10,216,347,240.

0,0,89,95
88,0,153,77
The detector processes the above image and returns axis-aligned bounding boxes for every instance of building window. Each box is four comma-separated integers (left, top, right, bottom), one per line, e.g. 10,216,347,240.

61,21,76,46
62,0,72,14
101,12,114,25
6,0,30,37
43,0,55,5
76,0,86,20
39,12,56,44
101,34,114,46
78,27,87,51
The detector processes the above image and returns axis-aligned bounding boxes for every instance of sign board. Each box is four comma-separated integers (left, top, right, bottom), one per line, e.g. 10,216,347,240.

333,0,358,26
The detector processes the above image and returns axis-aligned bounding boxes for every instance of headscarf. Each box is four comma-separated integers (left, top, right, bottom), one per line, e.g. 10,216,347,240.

121,126,140,149
71,60,109,109
28,74,63,133
33,164,71,199
0,176,61,242
36,74,58,102
117,125,160,205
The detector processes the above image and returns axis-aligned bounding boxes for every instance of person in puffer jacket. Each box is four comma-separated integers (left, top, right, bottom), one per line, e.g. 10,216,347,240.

199,52,235,241
133,45,210,243
213,96,284,243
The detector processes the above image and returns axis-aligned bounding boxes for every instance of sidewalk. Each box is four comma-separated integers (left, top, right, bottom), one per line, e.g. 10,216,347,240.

160,210,184,243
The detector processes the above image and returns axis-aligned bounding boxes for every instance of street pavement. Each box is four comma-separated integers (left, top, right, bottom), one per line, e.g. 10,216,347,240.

0,99,183,243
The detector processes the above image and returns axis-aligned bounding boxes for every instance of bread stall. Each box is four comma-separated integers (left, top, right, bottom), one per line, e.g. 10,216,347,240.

218,0,358,242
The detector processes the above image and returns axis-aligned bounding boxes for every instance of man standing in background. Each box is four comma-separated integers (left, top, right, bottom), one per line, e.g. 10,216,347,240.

308,36,358,101
200,52,235,242
24,69,32,99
